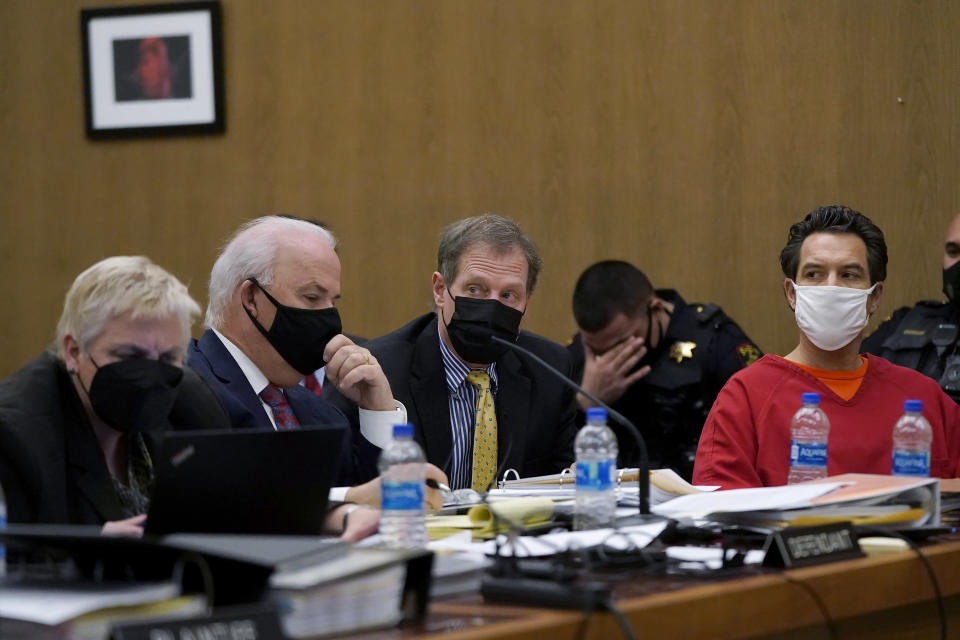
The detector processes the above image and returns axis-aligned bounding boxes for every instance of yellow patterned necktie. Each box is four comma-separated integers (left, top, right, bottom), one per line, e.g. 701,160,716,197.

467,370,498,492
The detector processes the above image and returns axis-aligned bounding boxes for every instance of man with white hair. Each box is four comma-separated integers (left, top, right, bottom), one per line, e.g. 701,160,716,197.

188,216,442,534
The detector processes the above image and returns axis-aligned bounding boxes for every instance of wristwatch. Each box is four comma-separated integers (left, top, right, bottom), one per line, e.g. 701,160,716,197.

341,504,368,532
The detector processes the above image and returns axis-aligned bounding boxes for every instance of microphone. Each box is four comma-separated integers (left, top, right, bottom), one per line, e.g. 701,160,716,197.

490,334,657,518
479,336,665,610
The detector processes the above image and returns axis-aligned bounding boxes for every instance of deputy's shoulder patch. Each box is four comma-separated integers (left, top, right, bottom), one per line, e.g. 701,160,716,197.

737,343,761,367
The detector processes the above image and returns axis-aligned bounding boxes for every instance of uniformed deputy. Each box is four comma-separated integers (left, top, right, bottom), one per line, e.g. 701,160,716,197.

568,260,761,480
861,212,960,402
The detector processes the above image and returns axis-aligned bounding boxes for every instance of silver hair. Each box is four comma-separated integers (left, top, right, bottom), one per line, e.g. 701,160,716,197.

204,215,337,329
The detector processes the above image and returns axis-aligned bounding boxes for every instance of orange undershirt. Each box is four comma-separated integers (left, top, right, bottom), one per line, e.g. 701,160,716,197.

792,356,869,401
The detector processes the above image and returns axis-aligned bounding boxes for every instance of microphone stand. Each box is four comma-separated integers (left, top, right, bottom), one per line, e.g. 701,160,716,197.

491,335,657,520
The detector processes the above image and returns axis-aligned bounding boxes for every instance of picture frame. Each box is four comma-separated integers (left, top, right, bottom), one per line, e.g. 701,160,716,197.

81,1,224,139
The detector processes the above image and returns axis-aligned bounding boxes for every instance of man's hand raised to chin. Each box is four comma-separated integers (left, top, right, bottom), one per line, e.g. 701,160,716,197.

323,335,395,411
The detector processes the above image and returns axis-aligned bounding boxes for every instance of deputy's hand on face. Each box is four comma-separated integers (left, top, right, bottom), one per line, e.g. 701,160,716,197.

578,336,650,409
322,335,395,411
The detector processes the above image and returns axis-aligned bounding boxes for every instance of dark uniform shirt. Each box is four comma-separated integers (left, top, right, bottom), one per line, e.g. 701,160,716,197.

861,300,960,403
568,289,761,480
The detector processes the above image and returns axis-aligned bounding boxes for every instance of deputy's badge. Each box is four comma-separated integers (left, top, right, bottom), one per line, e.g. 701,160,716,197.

669,341,696,363
737,343,761,367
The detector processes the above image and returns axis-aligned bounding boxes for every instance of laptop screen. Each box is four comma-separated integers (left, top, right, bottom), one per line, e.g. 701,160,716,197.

145,426,346,536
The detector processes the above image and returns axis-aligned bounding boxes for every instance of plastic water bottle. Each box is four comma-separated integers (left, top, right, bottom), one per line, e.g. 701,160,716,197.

378,423,428,548
787,392,831,484
892,399,933,477
574,407,619,530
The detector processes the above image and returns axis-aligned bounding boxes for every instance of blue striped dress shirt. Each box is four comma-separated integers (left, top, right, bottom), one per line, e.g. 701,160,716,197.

438,335,499,490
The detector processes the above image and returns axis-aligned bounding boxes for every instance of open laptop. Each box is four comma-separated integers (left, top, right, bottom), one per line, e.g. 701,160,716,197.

145,426,347,536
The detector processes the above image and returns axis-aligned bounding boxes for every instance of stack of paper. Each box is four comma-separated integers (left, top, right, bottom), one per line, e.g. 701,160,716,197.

0,581,207,640
653,474,940,530
429,522,669,558
269,547,422,639
430,552,492,598
620,468,720,506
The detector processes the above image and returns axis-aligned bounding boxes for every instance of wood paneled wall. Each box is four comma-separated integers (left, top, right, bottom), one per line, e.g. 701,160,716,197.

1,0,958,377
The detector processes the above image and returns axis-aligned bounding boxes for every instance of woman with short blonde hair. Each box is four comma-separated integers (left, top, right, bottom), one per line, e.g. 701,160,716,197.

0,256,224,535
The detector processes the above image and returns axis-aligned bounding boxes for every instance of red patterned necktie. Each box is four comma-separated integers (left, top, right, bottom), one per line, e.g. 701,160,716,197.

260,383,300,430
303,374,323,397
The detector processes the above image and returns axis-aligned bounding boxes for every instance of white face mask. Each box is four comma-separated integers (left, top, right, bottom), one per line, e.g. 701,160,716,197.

791,281,878,351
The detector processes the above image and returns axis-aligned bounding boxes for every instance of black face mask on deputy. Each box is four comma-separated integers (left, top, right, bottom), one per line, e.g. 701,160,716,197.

636,302,671,368
83,357,183,433
443,294,523,364
244,278,343,376
944,262,960,307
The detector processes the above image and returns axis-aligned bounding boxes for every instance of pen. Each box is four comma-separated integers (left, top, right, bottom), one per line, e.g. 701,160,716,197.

426,478,452,492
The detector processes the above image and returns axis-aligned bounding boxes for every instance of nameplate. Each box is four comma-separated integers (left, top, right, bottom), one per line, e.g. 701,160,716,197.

110,605,284,640
762,522,863,568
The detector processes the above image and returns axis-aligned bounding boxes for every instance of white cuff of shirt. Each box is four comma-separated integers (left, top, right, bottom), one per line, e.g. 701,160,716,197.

358,400,407,449
327,401,406,501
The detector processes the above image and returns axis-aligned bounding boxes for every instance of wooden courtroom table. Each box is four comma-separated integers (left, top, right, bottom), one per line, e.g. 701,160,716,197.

353,537,960,640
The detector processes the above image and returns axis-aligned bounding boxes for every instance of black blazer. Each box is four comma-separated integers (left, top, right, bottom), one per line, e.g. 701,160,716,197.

187,329,356,486
0,352,230,525
327,313,578,483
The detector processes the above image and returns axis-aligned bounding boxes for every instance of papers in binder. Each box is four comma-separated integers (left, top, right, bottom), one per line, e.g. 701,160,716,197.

653,474,940,530
269,547,427,639
799,473,939,527
490,467,718,506
429,522,669,558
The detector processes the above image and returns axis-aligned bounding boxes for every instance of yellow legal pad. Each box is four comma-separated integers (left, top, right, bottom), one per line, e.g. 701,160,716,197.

426,497,556,540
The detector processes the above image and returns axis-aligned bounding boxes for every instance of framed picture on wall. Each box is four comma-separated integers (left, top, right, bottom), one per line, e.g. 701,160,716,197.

81,1,224,139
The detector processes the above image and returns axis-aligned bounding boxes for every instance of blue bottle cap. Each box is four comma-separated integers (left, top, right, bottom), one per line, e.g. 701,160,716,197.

586,407,607,422
393,423,414,438
904,399,923,413
802,392,820,404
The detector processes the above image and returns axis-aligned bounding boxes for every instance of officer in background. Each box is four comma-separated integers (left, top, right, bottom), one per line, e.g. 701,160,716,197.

861,212,960,402
568,260,761,479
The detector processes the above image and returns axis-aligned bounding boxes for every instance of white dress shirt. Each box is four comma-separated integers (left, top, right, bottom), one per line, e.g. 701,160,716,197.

211,329,406,501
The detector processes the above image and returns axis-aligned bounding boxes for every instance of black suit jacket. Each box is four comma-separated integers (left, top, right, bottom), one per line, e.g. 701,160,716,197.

327,313,578,483
0,352,230,525
187,329,356,486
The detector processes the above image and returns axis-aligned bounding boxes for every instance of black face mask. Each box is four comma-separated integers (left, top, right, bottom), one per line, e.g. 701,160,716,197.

244,278,343,375
83,357,183,433
443,295,524,364
637,303,671,368
944,262,960,307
